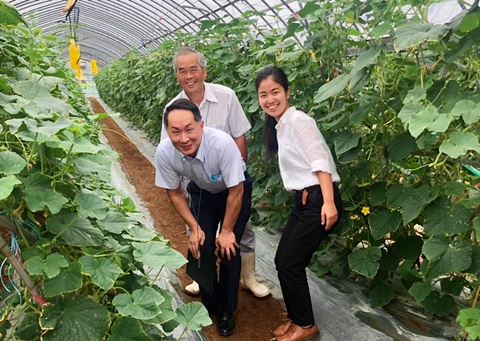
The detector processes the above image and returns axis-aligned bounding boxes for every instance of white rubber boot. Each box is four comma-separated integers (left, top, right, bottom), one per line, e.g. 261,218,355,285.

240,252,271,298
185,280,200,296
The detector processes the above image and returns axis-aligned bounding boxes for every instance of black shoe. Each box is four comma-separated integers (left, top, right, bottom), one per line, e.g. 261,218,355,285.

216,310,235,336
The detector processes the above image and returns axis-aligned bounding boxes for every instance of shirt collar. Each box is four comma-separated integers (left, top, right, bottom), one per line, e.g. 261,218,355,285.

179,83,218,107
276,106,296,130
201,83,218,105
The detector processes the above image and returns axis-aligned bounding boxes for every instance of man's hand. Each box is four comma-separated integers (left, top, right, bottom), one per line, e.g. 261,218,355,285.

215,230,239,261
166,187,207,258
188,228,205,259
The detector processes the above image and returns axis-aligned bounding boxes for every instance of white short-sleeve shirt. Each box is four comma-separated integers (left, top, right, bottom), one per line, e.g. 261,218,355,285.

276,107,340,192
160,83,251,141
155,127,246,194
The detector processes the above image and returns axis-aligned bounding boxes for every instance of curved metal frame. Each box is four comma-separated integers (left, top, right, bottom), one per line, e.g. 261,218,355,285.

3,0,313,66
6,0,465,67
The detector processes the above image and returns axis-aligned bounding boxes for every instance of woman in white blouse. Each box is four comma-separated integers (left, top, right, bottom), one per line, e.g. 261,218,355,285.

255,66,343,341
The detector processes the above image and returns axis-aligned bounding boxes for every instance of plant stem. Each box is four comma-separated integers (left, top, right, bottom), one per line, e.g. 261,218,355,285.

51,215,78,243
461,285,480,341
0,216,37,246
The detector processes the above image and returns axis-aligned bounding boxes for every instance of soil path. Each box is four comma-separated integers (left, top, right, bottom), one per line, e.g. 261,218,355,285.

88,97,285,341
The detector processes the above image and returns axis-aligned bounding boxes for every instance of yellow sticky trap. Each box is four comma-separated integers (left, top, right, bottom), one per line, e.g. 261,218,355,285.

90,60,98,75
76,67,84,81
63,0,77,13
69,39,78,69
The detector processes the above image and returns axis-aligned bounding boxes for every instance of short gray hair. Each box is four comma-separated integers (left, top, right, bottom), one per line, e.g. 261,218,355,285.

172,47,207,72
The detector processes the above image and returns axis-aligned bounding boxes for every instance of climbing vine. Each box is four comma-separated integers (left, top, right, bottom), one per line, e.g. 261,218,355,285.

0,4,211,340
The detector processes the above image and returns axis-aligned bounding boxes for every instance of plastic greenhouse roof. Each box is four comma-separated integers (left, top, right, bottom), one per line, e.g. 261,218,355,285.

4,0,475,67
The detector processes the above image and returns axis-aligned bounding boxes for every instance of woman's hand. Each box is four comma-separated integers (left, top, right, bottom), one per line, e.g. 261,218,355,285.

321,201,338,231
316,171,338,230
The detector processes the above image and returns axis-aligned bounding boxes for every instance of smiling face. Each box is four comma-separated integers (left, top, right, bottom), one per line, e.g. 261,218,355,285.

166,108,204,157
257,75,291,121
175,52,207,100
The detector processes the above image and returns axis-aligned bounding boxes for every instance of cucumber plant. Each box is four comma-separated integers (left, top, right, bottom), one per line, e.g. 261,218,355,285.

0,5,211,340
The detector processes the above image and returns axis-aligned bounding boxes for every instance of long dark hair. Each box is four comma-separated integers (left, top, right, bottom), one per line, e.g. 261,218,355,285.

255,66,289,161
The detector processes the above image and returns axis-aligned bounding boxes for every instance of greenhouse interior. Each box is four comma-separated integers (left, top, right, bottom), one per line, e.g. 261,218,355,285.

1,0,480,340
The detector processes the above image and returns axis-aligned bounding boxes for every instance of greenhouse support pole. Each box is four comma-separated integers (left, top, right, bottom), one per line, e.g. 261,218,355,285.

0,234,46,306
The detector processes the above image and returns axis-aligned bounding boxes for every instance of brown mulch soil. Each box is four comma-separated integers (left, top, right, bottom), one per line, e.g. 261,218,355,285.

88,97,285,341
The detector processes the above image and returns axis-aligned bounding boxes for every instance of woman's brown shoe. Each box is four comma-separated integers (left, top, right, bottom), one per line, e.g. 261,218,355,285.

277,323,320,341
273,319,293,338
